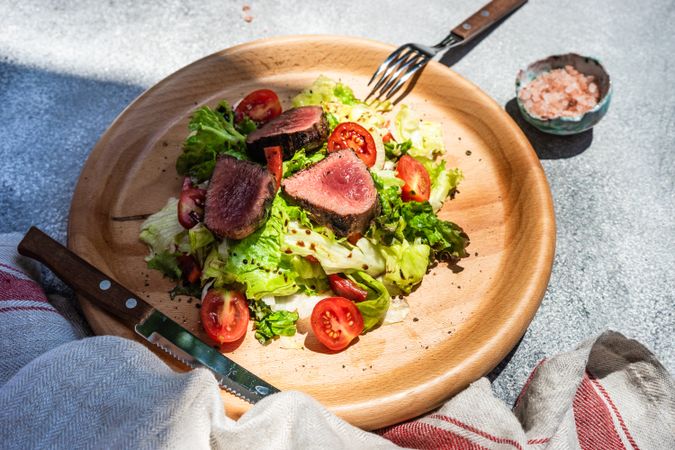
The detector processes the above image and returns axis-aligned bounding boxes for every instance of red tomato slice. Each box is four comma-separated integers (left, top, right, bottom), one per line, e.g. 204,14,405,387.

305,255,320,264
177,178,206,229
382,131,394,143
327,122,377,167
177,254,201,284
200,289,249,344
311,297,364,351
328,274,368,302
264,146,283,189
234,89,282,125
396,155,431,202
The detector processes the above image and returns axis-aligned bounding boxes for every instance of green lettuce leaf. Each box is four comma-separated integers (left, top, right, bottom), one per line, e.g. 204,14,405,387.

291,75,359,107
202,195,304,300
384,139,412,160
393,105,444,160
188,223,215,253
419,158,463,211
139,197,183,254
249,300,299,344
372,173,469,262
382,241,430,294
285,254,329,294
176,101,248,182
283,222,386,277
345,271,391,332
282,147,326,178
147,251,182,280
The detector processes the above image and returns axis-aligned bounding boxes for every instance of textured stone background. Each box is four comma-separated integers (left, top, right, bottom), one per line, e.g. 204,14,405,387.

1,0,673,407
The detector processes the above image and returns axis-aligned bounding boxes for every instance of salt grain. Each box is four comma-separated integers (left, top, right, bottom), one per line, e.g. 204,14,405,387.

519,65,600,119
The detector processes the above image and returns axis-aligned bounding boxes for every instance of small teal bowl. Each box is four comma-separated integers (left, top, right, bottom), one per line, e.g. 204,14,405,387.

515,53,612,135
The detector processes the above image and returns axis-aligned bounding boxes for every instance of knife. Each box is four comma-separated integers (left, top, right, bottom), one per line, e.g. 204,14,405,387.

17,226,279,403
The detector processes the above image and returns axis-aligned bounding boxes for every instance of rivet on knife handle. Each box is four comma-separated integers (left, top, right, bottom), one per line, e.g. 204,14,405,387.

17,226,155,328
451,0,528,42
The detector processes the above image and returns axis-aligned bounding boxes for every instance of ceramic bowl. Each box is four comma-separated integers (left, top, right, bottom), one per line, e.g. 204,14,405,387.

515,53,612,135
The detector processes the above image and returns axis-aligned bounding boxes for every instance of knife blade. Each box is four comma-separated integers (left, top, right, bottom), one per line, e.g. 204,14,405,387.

17,226,279,403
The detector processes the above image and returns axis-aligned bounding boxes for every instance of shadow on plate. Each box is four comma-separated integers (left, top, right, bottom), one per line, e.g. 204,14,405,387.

505,98,593,159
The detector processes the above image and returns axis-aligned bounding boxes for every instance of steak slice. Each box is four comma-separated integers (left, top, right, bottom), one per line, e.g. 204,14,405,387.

282,150,380,237
246,106,328,161
204,156,276,240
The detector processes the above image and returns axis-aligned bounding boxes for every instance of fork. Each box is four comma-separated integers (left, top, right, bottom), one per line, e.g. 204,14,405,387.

366,0,528,102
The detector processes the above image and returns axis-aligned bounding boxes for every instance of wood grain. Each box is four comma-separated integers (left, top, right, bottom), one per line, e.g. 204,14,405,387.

67,35,555,430
451,0,528,42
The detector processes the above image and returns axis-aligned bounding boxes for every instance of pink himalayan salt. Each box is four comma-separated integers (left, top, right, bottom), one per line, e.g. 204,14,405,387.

519,65,600,119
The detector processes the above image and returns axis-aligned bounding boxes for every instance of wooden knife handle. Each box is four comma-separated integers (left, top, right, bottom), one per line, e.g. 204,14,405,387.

18,226,155,328
452,0,527,42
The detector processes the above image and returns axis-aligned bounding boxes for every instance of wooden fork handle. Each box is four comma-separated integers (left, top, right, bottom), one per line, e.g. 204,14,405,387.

452,0,527,42
17,226,155,328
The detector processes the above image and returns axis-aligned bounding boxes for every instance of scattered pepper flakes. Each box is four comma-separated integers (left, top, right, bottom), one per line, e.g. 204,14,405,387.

413,317,419,322
519,65,600,119
242,4,250,11
465,150,472,156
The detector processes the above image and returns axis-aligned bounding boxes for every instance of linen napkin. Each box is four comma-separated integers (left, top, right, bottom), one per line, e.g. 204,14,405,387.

0,232,673,449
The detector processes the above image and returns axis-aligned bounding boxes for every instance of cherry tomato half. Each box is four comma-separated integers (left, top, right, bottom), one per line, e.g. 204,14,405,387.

264,146,283,189
234,89,282,125
200,289,250,344
310,297,364,351
328,274,368,302
327,122,377,167
177,254,201,284
177,178,206,229
396,155,431,203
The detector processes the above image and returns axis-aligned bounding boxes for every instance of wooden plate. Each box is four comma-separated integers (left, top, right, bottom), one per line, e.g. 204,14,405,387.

68,35,555,430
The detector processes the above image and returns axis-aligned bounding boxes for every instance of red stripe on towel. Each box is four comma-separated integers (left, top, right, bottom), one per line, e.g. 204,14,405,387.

590,375,640,450
0,273,48,302
573,373,626,450
382,420,489,449
430,415,524,450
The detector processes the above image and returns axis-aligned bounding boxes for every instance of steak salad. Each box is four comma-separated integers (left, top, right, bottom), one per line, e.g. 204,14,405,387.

140,76,468,351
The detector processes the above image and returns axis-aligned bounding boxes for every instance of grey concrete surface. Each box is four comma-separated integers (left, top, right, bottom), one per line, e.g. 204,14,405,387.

1,0,673,409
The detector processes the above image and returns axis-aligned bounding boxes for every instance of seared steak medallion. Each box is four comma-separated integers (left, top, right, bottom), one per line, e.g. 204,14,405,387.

246,106,328,161
204,156,276,240
281,150,380,237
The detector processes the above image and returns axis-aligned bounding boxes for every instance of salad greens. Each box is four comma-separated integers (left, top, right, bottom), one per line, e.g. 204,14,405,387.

140,76,469,346
249,300,299,345
175,101,251,182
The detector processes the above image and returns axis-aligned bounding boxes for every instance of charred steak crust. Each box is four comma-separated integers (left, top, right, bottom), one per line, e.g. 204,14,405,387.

281,150,380,238
287,195,381,238
245,106,329,161
204,155,276,240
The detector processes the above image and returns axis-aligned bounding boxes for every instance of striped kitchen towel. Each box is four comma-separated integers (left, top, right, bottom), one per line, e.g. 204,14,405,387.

0,232,673,449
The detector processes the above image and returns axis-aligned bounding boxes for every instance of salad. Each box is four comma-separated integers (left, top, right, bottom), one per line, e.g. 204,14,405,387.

140,76,468,352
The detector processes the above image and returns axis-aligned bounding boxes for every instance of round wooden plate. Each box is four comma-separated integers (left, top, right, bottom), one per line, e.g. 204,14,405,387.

68,35,555,430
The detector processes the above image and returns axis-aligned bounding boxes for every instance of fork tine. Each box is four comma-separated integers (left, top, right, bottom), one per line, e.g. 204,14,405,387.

367,46,407,86
380,56,430,101
366,47,416,100
374,53,426,100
